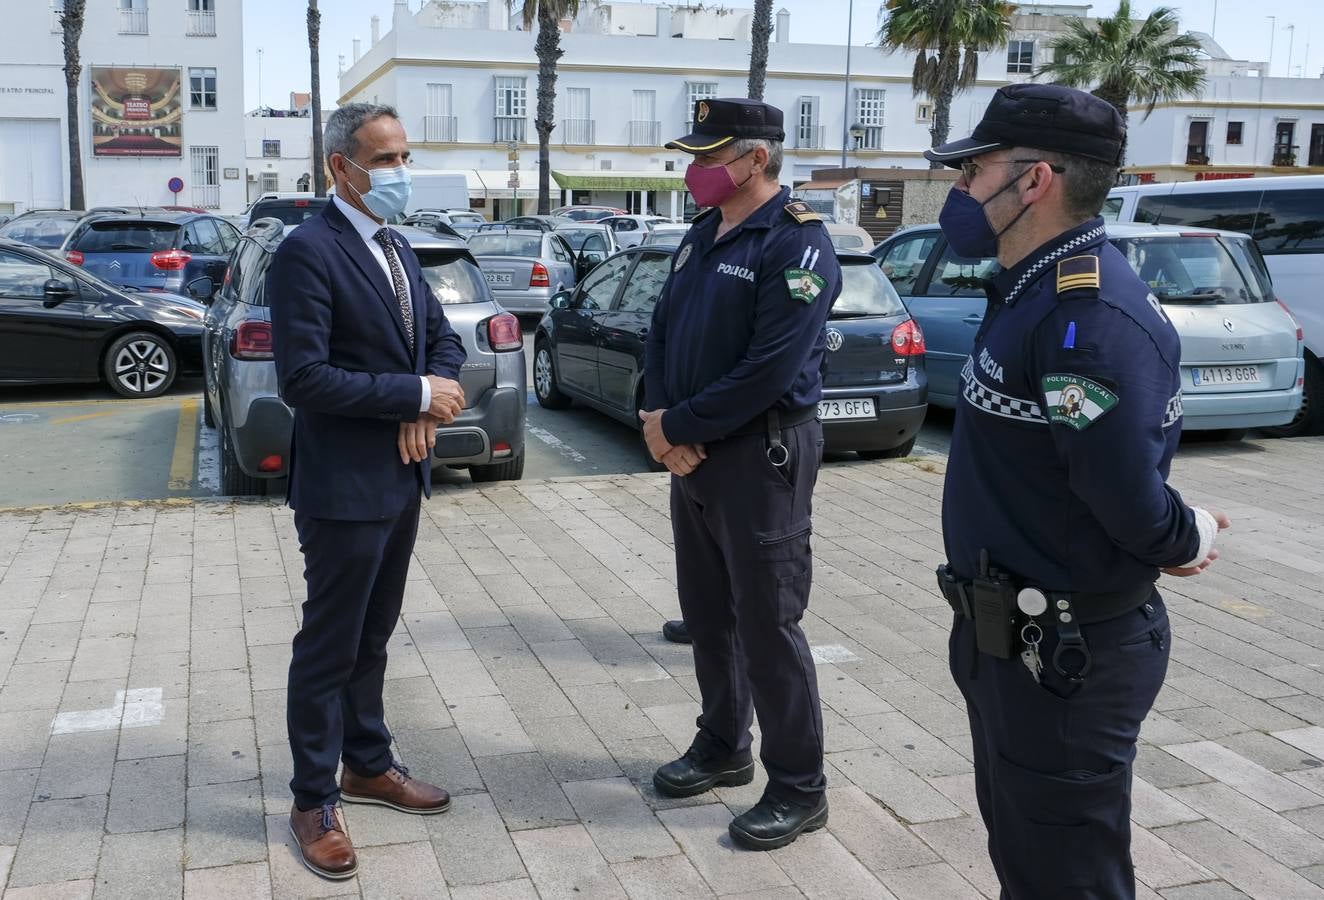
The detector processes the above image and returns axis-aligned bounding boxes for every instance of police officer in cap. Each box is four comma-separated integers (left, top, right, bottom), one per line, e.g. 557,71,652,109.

641,97,841,850
930,83,1231,896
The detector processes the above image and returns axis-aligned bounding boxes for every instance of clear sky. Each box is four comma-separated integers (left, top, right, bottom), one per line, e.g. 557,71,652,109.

242,0,1324,111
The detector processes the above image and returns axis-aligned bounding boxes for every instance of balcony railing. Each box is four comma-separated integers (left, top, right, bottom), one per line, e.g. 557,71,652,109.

186,9,216,35
1185,144,1210,166
423,115,457,143
796,125,827,150
494,116,526,144
192,184,221,209
119,6,148,34
628,120,660,147
1273,146,1298,167
560,118,595,146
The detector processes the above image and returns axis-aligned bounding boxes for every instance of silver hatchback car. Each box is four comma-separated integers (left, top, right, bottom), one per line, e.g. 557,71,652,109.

197,219,527,495
468,230,601,315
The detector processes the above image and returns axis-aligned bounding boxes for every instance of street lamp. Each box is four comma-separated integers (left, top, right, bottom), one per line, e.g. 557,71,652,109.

849,122,866,148
840,0,856,170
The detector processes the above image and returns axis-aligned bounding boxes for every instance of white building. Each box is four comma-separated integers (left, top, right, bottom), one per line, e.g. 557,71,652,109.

244,94,323,203
1,0,245,214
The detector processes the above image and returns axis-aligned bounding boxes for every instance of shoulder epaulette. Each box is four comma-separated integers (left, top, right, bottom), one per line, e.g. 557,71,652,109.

1056,254,1100,295
784,201,823,224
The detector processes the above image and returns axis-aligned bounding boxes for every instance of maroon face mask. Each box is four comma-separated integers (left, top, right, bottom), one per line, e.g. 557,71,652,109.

684,149,755,208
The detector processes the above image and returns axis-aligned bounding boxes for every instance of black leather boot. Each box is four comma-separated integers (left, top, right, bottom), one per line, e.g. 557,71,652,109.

729,793,829,851
661,620,691,643
653,734,754,798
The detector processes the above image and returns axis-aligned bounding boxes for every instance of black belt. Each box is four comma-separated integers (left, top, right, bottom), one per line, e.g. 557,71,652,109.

938,572,1153,626
726,405,818,439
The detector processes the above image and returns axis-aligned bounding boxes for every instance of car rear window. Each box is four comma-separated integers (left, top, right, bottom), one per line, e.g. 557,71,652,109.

250,200,327,226
832,261,907,318
1110,235,1271,304
0,216,79,249
71,221,179,253
468,234,543,258
416,251,489,305
830,233,869,251
450,214,483,225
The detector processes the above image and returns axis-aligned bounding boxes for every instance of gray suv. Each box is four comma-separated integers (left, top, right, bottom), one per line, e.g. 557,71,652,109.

196,219,527,495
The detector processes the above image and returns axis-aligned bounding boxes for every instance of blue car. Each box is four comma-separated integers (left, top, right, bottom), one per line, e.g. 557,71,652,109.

62,211,240,295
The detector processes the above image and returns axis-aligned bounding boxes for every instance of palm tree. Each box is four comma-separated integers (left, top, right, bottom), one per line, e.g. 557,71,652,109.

747,0,774,100
878,0,1016,169
60,0,88,210
1038,0,1205,163
307,0,327,196
515,0,581,215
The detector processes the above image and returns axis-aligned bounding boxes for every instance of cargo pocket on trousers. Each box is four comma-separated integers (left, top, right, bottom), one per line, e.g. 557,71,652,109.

756,519,813,622
994,753,1130,889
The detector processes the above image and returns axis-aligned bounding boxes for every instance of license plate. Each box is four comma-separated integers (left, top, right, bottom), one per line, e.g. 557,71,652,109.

817,398,876,420
1190,365,1261,387
485,272,512,287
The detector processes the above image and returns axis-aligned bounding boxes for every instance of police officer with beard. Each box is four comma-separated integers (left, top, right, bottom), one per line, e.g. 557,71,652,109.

641,98,841,851
929,84,1231,896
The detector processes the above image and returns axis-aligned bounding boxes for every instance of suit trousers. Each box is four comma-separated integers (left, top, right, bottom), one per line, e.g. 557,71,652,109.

287,494,421,810
671,419,826,805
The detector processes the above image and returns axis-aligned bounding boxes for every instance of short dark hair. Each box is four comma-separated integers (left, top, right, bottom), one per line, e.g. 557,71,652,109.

324,102,399,165
1027,147,1118,222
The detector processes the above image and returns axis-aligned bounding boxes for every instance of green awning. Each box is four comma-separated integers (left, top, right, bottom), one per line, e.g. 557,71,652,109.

552,171,687,191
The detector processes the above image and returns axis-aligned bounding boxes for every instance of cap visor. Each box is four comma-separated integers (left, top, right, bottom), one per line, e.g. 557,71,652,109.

923,137,1006,168
664,132,736,153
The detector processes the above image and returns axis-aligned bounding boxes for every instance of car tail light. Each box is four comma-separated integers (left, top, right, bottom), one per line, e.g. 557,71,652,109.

257,455,283,472
150,249,192,271
892,319,926,356
294,199,310,207
65,250,84,266
529,262,551,288
487,312,522,351
1277,299,1304,341
230,321,274,360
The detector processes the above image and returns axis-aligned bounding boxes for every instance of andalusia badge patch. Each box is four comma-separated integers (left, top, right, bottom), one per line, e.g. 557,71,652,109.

1042,373,1119,430
785,268,826,303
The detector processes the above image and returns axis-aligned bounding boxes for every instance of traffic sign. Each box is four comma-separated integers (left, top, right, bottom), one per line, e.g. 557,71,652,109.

167,176,184,196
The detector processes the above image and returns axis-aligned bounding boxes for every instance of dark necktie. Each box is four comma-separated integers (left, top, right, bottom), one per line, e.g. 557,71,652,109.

372,227,415,350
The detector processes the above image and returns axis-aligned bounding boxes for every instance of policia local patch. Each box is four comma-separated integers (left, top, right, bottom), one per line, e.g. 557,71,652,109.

1042,373,1118,430
785,268,826,303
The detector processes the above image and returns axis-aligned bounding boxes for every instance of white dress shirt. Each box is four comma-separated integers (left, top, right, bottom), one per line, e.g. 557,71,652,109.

332,195,431,414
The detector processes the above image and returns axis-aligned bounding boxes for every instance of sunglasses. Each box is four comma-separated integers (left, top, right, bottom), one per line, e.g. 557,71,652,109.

960,159,1067,183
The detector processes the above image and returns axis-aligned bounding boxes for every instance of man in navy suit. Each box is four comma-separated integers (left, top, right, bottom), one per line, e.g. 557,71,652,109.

268,102,467,880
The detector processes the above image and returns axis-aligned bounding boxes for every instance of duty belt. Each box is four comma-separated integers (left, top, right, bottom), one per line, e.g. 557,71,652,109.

937,568,1153,626
726,405,818,466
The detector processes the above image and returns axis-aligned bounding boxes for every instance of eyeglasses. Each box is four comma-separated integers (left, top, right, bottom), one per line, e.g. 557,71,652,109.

960,158,1067,183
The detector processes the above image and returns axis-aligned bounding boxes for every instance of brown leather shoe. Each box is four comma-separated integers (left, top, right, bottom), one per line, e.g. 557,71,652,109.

340,764,451,815
288,804,357,880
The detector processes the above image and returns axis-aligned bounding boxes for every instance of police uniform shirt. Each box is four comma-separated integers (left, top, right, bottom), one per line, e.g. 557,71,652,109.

643,187,842,445
942,216,1201,592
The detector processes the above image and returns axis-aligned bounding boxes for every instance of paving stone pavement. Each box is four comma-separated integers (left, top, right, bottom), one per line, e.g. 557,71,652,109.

1,438,1323,898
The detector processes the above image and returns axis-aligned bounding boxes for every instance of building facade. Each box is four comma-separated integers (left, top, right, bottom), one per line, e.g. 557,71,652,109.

244,97,321,204
1,0,245,214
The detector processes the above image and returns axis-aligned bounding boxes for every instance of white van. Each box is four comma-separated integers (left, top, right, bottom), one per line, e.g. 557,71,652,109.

1105,175,1323,435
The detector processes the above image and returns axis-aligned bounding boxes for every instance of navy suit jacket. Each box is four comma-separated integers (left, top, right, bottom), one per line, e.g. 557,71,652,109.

268,201,466,520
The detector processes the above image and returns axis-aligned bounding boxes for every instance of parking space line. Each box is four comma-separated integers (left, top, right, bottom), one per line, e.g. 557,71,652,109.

527,425,589,464
0,395,182,412
168,399,199,491
49,409,122,426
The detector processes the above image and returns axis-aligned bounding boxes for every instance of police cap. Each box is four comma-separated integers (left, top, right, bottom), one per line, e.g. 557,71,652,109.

665,98,786,153
925,84,1125,167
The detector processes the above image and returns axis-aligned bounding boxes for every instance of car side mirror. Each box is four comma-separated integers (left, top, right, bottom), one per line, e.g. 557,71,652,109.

42,278,76,307
550,290,573,310
186,275,215,302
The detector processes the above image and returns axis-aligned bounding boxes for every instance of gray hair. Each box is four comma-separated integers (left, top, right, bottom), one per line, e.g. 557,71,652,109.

730,137,784,180
324,102,399,165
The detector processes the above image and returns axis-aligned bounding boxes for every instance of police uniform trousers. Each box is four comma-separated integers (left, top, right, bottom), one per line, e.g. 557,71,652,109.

950,589,1171,899
286,494,421,810
671,418,827,805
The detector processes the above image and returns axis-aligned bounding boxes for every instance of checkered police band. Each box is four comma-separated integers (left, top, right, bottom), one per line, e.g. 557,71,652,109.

1162,392,1183,429
960,358,1048,424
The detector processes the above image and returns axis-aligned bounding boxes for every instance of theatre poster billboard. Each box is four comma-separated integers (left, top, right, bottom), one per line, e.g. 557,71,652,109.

90,66,183,158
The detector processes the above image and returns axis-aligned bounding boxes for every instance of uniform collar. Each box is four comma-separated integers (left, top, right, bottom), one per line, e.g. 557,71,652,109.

695,186,791,242
989,216,1107,306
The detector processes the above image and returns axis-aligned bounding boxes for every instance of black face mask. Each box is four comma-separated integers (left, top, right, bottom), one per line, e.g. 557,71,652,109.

937,167,1034,258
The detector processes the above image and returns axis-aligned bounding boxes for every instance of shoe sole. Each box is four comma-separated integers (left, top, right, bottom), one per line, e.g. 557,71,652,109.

339,792,452,815
653,762,755,798
727,804,829,851
288,822,359,880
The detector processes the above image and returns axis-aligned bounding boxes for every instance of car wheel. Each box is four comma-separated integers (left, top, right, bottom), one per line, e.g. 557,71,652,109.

220,414,266,497
470,451,525,483
103,331,177,399
1261,357,1324,438
858,437,916,460
533,341,571,409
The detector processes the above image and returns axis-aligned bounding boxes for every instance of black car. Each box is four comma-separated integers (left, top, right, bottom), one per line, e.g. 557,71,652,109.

0,237,204,397
532,246,928,464
243,195,331,228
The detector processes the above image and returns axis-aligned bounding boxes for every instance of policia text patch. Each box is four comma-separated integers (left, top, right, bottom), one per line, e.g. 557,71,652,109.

1041,373,1118,430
